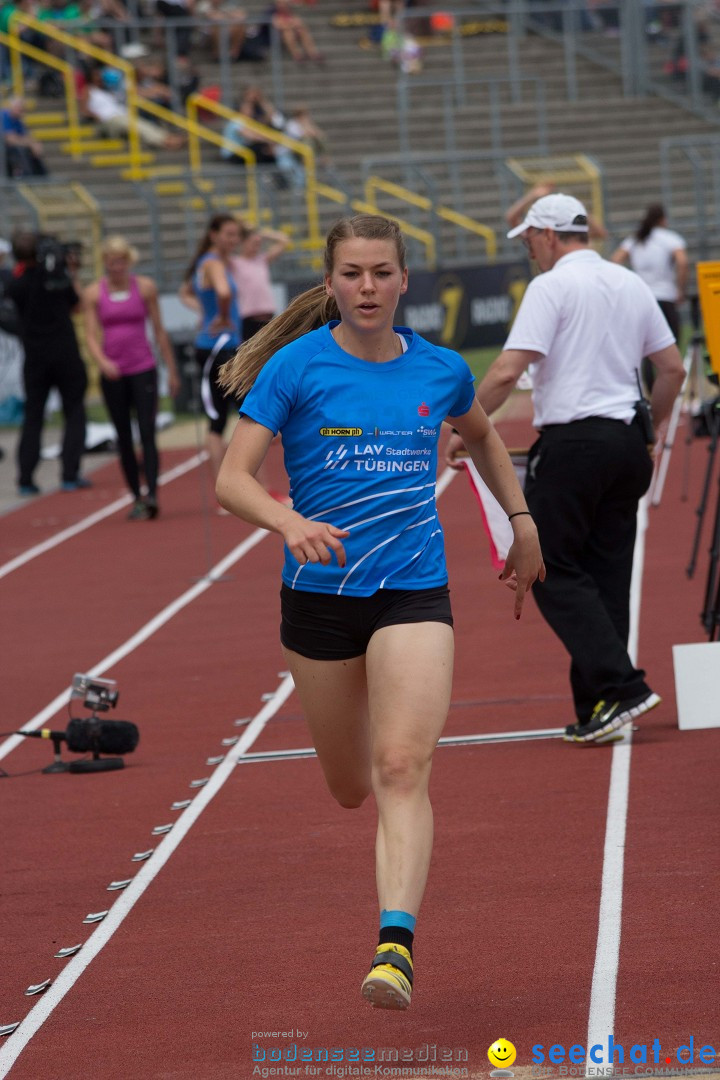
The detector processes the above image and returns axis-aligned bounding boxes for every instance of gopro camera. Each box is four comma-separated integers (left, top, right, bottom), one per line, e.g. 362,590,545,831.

71,673,119,712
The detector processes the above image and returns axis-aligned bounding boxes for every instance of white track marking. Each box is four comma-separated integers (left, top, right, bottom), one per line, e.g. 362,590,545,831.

0,470,457,765
0,526,268,763
0,453,207,582
0,467,460,1058
585,496,649,1074
0,676,294,1078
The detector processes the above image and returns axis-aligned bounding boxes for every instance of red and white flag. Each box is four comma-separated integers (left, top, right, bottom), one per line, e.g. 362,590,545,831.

462,453,527,569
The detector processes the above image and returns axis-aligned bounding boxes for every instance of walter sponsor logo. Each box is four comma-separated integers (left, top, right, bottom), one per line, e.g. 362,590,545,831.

319,426,363,437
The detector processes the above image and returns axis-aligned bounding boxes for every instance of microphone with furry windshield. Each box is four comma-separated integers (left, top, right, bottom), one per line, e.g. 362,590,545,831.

16,674,140,773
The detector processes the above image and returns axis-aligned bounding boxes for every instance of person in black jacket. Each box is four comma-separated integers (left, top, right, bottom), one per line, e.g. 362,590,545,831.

7,230,88,496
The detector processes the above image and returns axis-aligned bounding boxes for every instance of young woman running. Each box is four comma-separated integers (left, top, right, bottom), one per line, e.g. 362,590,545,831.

179,214,242,483
84,235,179,520
216,214,544,1010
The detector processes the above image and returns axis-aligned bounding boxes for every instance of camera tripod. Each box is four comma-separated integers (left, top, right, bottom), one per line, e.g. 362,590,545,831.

649,333,705,506
700,400,720,641
686,395,720,640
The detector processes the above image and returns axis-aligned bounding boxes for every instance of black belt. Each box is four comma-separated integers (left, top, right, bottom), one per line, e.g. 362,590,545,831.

541,416,630,432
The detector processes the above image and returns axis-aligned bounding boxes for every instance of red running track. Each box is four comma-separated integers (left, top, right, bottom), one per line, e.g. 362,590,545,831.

0,416,718,1080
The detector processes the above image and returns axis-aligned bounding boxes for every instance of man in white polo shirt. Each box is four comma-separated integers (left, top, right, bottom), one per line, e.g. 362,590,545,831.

448,193,684,743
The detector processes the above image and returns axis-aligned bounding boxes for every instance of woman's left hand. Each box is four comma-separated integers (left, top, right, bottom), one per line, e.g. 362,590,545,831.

208,315,233,334
499,518,546,620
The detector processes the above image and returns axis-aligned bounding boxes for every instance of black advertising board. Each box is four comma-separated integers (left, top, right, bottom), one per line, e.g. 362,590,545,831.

287,261,530,352
395,261,530,351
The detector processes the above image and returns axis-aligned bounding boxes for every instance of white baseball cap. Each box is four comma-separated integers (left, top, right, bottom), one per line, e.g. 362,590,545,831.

507,192,589,239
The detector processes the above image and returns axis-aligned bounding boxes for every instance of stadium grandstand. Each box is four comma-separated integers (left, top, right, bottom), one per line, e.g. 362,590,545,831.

2,0,720,289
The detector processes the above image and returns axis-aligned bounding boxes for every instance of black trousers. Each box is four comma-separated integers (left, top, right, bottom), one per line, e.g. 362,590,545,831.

101,368,159,500
17,347,87,486
525,416,654,723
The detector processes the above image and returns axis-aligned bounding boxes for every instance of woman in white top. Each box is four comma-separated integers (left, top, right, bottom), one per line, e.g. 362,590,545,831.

611,203,688,342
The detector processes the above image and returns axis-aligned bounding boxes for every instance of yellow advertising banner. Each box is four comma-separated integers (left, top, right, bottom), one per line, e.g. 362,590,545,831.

696,262,720,375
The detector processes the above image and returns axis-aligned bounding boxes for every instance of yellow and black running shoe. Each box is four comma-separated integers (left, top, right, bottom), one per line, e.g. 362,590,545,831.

361,942,413,1010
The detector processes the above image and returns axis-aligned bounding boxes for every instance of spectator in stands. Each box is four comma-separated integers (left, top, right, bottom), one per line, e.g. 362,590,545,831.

230,224,288,340
0,0,44,88
133,56,199,112
285,102,329,166
84,64,187,149
75,0,132,52
196,0,249,61
1,97,48,178
220,84,304,187
155,0,195,58
83,235,179,521
268,0,323,63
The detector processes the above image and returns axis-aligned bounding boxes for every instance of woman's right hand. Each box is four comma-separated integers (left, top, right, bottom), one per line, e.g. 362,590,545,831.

280,512,349,568
100,358,122,380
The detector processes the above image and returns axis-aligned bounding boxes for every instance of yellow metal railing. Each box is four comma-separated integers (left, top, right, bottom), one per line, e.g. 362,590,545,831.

0,30,85,154
9,11,144,173
186,93,320,257
364,175,497,259
6,15,273,191
504,153,604,228
293,182,437,268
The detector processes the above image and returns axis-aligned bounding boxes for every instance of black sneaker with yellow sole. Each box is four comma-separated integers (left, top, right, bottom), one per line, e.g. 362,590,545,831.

563,691,661,744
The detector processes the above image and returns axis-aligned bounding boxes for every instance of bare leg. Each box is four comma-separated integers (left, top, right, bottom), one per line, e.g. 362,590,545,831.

282,647,372,807
296,22,320,58
366,621,453,916
279,27,303,60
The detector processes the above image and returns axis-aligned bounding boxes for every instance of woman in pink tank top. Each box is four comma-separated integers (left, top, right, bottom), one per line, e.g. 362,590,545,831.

84,236,179,520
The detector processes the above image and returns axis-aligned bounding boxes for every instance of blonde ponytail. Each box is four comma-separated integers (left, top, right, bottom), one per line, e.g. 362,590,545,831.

218,284,339,399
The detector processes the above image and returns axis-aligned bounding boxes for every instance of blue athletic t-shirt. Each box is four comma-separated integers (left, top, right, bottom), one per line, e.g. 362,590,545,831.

194,253,241,350
239,322,476,596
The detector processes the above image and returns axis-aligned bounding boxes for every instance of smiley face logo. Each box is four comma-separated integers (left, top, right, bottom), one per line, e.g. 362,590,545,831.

488,1039,517,1069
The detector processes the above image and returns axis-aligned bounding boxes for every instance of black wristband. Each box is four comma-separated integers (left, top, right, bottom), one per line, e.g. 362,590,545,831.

508,511,532,521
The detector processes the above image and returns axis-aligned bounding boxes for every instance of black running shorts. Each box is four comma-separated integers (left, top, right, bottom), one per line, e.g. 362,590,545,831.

280,583,453,661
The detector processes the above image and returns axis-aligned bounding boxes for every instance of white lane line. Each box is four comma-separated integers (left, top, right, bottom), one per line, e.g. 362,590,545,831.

0,452,207,582
585,495,649,1073
0,675,294,1079
0,467,456,766
0,525,268,764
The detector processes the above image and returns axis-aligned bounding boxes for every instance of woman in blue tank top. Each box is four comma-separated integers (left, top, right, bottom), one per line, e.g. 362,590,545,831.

216,215,544,1011
180,214,242,483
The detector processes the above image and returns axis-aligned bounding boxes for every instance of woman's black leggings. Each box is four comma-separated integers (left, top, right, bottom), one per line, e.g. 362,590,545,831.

101,367,159,500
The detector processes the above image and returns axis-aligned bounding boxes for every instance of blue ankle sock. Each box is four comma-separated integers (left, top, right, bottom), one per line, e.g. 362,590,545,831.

378,909,416,954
